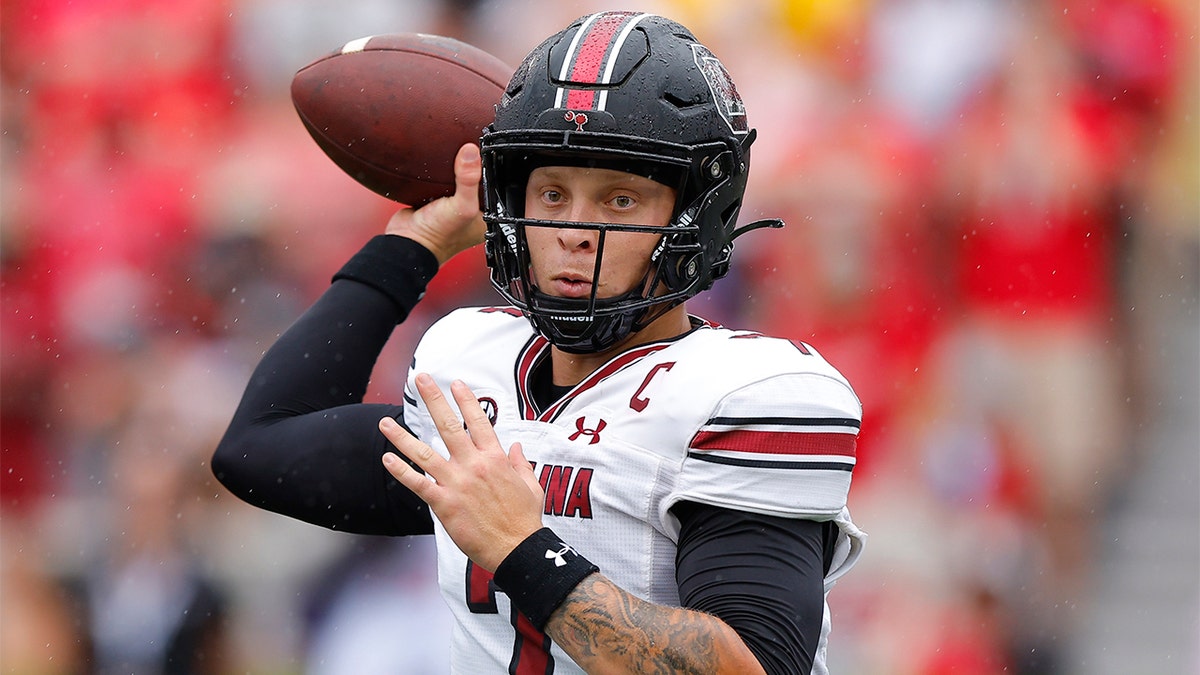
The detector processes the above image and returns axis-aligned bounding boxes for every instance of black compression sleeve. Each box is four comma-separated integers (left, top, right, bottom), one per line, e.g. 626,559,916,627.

211,236,438,536
673,501,837,675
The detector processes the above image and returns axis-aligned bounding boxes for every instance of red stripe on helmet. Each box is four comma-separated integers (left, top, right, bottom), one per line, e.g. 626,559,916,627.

563,11,638,109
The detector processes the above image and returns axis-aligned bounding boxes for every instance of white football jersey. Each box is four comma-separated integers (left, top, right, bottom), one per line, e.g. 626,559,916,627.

403,307,865,675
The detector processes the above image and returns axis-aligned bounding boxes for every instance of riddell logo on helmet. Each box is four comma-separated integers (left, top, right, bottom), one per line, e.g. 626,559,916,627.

564,110,589,131
499,221,519,253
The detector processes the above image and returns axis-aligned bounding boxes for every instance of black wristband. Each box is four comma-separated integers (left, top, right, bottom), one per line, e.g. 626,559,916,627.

493,527,599,631
332,235,439,323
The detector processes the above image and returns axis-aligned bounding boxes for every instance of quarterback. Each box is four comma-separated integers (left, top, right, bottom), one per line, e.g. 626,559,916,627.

214,11,864,675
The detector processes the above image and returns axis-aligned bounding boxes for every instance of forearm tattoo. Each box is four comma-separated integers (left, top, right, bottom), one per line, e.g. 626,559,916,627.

546,573,763,675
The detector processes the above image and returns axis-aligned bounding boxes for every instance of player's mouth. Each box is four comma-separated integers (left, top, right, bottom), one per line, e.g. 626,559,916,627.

549,274,594,299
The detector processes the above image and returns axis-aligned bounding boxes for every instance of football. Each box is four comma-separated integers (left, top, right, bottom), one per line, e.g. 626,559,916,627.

291,33,512,206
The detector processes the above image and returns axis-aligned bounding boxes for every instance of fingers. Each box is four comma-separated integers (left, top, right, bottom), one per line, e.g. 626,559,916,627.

415,374,499,456
508,440,529,469
382,143,484,264
450,143,482,217
446,143,487,254
507,442,544,496
384,376,543,528
414,373,468,442
381,450,430,496
379,417,442,499
384,204,417,237
449,379,500,445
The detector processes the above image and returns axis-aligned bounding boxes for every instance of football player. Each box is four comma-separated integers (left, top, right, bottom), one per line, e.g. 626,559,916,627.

214,11,864,675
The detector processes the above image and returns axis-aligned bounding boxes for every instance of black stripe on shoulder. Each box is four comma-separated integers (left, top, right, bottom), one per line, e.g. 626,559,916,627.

687,452,854,471
706,416,861,429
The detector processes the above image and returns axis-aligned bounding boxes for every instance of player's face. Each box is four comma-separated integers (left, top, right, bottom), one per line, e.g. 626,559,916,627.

523,166,676,300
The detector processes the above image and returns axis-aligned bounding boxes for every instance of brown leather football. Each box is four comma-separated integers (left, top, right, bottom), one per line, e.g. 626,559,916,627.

291,33,512,206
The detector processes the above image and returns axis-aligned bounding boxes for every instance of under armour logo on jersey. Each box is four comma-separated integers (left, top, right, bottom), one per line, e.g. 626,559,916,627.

564,110,589,131
546,543,576,567
569,416,607,444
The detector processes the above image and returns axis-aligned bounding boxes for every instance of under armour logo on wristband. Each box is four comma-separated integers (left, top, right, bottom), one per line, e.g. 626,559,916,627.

545,543,575,567
496,528,599,631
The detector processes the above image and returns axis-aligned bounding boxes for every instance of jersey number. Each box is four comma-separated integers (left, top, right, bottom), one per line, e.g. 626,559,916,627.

466,561,554,674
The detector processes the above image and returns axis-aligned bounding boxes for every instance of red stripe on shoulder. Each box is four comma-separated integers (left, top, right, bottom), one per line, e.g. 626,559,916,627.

690,430,857,457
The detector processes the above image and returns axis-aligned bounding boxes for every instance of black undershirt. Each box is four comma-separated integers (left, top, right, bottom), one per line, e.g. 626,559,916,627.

212,235,834,674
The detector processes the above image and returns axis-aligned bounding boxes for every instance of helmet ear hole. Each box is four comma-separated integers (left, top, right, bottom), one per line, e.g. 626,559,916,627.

679,253,701,282
661,251,702,291
704,150,734,181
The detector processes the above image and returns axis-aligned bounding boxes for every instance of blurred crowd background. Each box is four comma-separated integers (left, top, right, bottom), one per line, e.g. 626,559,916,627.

2,0,1197,673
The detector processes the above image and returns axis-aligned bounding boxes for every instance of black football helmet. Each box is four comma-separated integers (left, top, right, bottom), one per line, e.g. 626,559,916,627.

480,11,782,353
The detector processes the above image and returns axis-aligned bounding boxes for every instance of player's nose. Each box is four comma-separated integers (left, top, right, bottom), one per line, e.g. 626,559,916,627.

557,228,597,251
556,208,600,251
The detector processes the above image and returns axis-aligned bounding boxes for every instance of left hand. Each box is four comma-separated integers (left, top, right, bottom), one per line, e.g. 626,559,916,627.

379,373,544,571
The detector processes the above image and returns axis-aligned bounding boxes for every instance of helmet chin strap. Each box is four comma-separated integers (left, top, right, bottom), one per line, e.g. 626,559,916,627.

526,266,671,353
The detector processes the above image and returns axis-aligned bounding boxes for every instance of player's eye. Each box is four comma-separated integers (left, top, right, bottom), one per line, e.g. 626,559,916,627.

542,189,563,204
610,194,635,209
